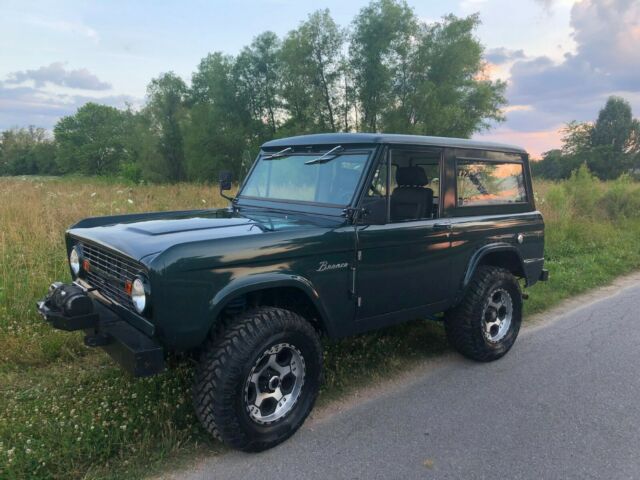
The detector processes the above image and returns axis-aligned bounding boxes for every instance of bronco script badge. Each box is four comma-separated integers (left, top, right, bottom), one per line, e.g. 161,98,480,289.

316,260,349,272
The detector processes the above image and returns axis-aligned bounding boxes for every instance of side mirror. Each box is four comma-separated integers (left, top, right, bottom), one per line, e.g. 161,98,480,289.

218,170,234,203
219,170,232,191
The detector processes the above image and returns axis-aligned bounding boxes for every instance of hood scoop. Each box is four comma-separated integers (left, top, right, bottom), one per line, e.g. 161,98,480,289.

122,217,256,236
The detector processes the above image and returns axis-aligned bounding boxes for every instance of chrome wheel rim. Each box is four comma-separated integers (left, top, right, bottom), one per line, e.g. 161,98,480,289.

482,288,513,343
244,343,305,424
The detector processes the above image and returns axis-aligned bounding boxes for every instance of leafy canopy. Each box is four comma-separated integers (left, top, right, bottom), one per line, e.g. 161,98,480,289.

3,1,507,182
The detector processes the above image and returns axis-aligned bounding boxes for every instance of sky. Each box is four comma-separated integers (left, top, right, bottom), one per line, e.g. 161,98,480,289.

1,0,639,157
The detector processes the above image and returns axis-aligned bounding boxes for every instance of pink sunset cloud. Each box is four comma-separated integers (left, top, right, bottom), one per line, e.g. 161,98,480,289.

475,127,564,159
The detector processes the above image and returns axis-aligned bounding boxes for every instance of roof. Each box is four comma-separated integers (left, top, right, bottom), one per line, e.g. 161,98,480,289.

261,133,527,154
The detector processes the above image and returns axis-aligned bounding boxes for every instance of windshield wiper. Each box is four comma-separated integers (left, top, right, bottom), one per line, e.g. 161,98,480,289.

304,145,344,165
263,147,293,160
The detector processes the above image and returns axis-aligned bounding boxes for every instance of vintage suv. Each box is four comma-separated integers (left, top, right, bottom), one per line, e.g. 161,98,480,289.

38,133,547,451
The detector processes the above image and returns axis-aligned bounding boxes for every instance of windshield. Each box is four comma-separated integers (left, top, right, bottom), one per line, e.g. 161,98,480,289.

240,151,371,206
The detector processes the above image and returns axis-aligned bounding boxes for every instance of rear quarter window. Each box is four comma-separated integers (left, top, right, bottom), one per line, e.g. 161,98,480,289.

456,161,527,207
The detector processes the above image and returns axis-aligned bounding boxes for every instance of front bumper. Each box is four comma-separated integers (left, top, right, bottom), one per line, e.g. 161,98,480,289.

37,283,165,377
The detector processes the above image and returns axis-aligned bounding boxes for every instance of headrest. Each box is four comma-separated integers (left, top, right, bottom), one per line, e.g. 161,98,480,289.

396,166,428,186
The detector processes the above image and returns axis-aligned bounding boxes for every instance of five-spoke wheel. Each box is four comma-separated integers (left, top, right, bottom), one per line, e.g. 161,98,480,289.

245,343,305,424
482,288,513,343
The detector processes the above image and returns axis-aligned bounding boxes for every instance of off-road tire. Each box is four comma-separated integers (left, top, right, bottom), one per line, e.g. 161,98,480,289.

445,266,522,362
192,307,322,452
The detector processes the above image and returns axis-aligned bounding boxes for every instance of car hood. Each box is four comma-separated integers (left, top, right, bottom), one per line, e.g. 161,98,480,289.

67,208,340,263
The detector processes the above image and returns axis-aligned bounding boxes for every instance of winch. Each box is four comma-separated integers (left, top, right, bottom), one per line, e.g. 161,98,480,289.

36,282,98,331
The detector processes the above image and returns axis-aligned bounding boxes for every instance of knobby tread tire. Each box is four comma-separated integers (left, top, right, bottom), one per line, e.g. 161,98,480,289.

445,265,522,362
192,307,322,452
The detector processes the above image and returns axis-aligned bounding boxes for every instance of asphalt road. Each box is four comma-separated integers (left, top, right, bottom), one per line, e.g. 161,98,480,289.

176,276,640,480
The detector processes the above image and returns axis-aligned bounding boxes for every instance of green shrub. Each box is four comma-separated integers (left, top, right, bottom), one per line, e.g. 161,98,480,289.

544,184,572,224
563,163,601,218
601,175,640,220
119,162,142,184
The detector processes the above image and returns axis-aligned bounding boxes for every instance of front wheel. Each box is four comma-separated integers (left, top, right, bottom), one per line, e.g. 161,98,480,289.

445,266,522,362
192,307,322,452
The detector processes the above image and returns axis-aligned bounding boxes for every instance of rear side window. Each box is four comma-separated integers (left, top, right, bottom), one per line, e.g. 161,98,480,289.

456,161,527,207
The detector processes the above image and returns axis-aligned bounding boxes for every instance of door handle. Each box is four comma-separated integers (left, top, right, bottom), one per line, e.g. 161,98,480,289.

433,223,452,231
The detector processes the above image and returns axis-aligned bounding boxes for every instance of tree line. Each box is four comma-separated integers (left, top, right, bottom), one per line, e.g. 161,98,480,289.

0,1,506,182
532,96,640,181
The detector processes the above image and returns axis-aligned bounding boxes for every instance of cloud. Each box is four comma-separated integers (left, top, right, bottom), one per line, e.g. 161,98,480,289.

503,0,640,134
0,81,138,130
7,62,111,90
533,0,580,11
485,47,526,65
476,126,565,158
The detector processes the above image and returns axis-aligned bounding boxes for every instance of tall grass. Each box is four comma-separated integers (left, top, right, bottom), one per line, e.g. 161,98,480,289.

2,171,640,479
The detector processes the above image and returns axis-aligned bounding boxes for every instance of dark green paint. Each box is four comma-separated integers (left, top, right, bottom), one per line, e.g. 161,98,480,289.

63,134,546,352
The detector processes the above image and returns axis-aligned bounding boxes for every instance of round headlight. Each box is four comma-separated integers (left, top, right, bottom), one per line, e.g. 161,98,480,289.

131,277,149,314
69,247,80,276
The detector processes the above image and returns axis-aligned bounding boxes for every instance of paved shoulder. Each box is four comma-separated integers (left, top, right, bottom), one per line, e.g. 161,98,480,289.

175,276,640,480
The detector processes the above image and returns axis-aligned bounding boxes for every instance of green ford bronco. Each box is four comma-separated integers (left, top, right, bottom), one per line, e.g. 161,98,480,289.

38,133,547,451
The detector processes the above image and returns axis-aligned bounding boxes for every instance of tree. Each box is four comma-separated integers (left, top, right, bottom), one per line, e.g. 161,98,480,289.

350,0,417,132
585,96,640,179
185,52,253,181
591,96,639,154
280,9,345,133
0,127,57,175
54,104,129,175
533,97,640,180
530,148,581,180
234,32,282,137
141,72,188,182
560,121,592,156
349,2,505,136
391,14,505,136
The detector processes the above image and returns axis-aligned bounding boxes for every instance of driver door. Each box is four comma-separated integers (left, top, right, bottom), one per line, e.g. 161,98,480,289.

354,146,452,325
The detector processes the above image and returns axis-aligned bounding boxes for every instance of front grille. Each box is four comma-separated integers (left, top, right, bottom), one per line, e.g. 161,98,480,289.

80,242,143,311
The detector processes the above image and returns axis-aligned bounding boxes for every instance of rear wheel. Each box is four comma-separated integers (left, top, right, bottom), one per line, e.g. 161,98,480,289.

445,266,522,362
192,307,322,452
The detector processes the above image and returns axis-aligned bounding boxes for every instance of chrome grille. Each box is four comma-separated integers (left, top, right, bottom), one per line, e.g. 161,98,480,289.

80,242,142,310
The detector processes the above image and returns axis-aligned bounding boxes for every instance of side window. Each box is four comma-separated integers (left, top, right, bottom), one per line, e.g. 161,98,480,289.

389,149,441,222
456,161,527,207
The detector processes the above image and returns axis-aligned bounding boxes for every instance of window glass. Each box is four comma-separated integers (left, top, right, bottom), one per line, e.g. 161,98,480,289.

362,148,442,223
366,161,391,197
456,161,527,206
241,153,369,206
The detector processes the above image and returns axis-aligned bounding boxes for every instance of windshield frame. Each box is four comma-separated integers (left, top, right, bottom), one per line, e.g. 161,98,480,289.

236,146,377,212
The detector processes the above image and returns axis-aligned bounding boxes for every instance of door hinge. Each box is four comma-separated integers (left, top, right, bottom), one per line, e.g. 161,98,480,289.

350,266,356,297
357,250,362,261
357,296,362,307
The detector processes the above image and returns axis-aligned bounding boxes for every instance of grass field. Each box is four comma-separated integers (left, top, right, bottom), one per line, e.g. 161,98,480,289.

2,170,640,479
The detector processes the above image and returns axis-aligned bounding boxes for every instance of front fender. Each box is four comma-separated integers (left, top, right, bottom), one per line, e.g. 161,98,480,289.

207,272,333,336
